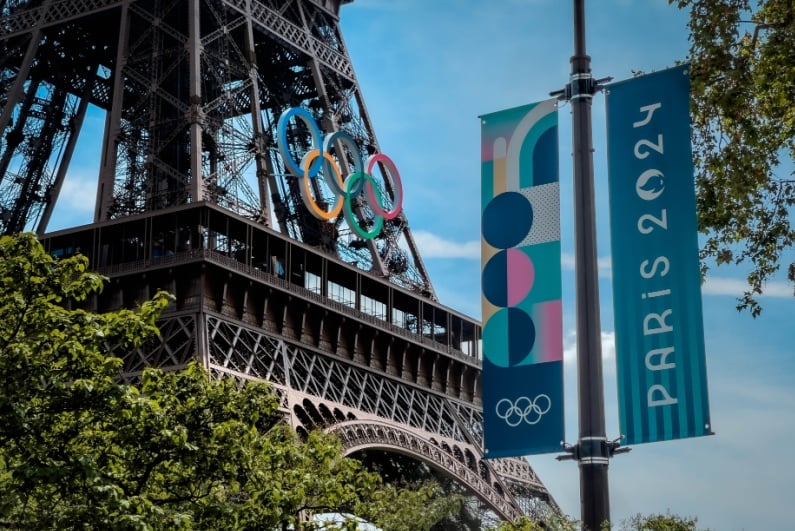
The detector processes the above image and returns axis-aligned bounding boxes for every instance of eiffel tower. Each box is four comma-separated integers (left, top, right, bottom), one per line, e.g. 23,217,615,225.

0,0,558,521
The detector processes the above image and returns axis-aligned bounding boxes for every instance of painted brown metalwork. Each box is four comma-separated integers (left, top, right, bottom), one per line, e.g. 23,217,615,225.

4,0,558,521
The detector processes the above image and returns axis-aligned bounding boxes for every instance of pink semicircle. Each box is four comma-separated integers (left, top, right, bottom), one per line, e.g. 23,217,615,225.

506,248,534,306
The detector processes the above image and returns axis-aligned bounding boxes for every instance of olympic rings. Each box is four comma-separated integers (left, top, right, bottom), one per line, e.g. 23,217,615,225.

276,107,403,239
495,395,552,427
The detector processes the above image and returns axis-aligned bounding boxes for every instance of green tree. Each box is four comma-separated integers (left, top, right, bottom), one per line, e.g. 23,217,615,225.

0,233,457,530
356,482,462,531
0,231,171,527
486,511,707,531
670,0,795,315
488,513,578,531
355,450,478,530
618,512,702,531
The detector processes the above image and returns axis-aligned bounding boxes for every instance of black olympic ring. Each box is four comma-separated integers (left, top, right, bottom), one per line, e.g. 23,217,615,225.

495,395,552,427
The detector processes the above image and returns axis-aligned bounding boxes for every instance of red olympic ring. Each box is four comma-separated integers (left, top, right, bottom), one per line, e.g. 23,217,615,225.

364,153,402,221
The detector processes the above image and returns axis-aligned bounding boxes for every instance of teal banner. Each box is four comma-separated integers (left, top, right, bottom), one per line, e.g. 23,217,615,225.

480,100,564,457
606,65,712,445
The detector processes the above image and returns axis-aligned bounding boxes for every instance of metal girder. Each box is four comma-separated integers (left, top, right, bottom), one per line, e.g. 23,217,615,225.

12,0,560,520
1,0,435,293
221,0,354,81
203,311,557,520
206,313,472,442
328,420,523,522
39,208,558,523
120,313,198,377
0,0,126,40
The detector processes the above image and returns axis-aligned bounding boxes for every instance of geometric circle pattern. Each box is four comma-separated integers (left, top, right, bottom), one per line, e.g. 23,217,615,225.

481,191,539,367
482,248,535,307
482,307,536,368
482,191,533,249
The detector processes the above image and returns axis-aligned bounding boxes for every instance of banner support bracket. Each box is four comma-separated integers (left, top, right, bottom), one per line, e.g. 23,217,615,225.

555,437,631,462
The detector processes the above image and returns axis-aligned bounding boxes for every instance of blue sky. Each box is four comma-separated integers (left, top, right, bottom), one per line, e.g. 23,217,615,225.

45,1,794,529
335,1,793,530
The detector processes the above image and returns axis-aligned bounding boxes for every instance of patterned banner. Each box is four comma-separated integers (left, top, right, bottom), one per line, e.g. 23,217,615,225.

480,100,564,458
606,65,712,445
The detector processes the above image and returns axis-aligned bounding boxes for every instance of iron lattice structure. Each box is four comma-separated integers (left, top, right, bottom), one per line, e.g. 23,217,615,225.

2,0,558,520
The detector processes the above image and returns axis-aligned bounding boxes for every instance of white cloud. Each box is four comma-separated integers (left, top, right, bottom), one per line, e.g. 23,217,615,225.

412,230,480,259
561,252,612,278
702,276,792,298
44,172,98,232
59,176,96,213
342,0,410,12
563,328,616,367
412,234,619,281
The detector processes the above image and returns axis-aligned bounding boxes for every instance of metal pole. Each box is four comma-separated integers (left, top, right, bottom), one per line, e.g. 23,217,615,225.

570,0,610,528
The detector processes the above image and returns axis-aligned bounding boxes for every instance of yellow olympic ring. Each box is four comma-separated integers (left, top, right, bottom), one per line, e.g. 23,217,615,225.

300,149,346,220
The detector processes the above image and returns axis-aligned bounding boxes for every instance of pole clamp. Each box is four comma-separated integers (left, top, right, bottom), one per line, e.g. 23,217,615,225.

555,436,630,463
569,72,594,100
549,75,613,102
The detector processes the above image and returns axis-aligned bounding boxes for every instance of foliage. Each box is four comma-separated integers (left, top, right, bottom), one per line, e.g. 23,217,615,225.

0,233,457,530
356,482,463,531
670,0,795,315
618,512,702,531
485,511,706,531
354,450,472,529
488,512,578,531
490,515,548,531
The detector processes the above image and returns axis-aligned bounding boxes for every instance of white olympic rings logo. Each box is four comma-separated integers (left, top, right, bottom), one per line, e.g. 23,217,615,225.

495,395,552,427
